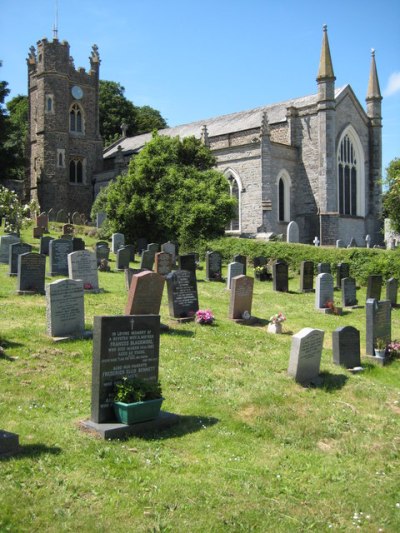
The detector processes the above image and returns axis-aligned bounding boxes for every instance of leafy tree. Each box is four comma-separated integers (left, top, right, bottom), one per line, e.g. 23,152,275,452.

92,133,236,249
5,94,29,180
382,158,400,232
136,105,167,134
0,64,15,181
0,185,39,234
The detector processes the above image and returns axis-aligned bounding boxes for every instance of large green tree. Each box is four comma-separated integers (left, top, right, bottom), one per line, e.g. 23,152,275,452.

0,64,22,182
5,94,29,180
92,133,236,248
382,158,400,233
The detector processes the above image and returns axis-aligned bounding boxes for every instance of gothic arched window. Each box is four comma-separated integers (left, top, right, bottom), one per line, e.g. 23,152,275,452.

69,103,84,133
69,158,84,184
277,170,291,222
225,173,241,232
337,130,364,216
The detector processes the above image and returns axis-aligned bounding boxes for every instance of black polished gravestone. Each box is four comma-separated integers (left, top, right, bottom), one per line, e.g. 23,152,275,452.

72,237,86,252
366,275,382,301
205,251,222,281
299,261,314,292
386,277,398,307
317,262,331,275
365,298,391,356
90,314,161,424
166,270,199,320
0,430,20,458
49,238,73,276
9,242,32,276
39,235,54,256
273,260,289,292
336,263,350,289
233,254,247,276
116,246,131,271
17,252,46,294
178,253,197,274
332,326,361,368
341,277,358,307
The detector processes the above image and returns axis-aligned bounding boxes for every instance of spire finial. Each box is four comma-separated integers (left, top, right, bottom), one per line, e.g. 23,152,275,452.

201,124,209,146
53,0,59,39
366,48,382,101
317,24,335,81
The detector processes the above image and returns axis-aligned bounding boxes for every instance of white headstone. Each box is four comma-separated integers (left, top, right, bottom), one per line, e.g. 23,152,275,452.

287,221,299,243
288,327,324,383
226,262,244,289
315,273,334,309
46,279,85,338
68,250,99,291
111,233,125,253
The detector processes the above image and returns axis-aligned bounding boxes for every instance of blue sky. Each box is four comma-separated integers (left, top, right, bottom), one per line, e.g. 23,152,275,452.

1,0,399,172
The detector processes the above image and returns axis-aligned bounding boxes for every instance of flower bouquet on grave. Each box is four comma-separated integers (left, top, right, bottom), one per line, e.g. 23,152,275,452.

113,377,163,425
254,265,270,281
324,300,342,315
195,309,215,325
267,312,286,334
387,340,400,359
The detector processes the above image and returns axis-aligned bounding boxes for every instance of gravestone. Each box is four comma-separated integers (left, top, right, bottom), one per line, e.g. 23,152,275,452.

365,235,371,248
124,244,135,262
299,261,314,292
341,277,358,307
315,273,334,310
116,246,131,271
96,245,110,266
287,221,299,243
288,328,324,383
147,243,159,257
48,208,56,221
332,326,361,368
9,242,32,276
155,251,173,276
336,240,345,248
60,234,73,241
68,250,99,291
336,263,350,289
348,237,357,247
111,233,125,253
96,212,107,228
317,262,331,275
253,256,268,268
71,211,82,225
161,241,176,264
166,270,199,319
46,279,85,339
56,209,67,222
386,277,398,307
49,239,73,276
205,251,222,281
36,213,49,231
228,275,254,320
33,226,44,239
140,249,154,270
90,314,160,423
125,267,146,290
233,254,247,275
366,275,382,301
137,237,148,255
17,253,46,294
62,223,74,235
72,237,86,251
226,261,244,289
178,253,196,273
95,241,109,250
0,430,20,458
365,298,391,356
273,260,289,292
125,271,165,315
39,236,54,256
0,234,20,264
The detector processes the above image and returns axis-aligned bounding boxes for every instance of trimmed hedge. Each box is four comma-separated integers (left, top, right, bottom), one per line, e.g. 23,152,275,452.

200,237,400,286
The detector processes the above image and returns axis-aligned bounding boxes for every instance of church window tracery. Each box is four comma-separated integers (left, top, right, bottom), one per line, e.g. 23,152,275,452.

225,171,241,232
277,170,291,222
69,103,84,133
337,128,364,216
69,158,85,184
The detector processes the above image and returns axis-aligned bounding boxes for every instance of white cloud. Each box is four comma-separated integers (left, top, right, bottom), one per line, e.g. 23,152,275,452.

383,72,400,97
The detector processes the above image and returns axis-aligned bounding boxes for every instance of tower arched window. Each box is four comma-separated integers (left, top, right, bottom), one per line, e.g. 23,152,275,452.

69,158,85,184
69,103,84,133
337,129,364,216
225,171,241,232
277,170,291,222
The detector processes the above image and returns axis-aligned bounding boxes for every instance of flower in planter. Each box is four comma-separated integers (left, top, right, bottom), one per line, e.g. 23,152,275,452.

387,339,400,358
114,377,162,404
196,309,215,325
269,312,286,325
254,265,269,274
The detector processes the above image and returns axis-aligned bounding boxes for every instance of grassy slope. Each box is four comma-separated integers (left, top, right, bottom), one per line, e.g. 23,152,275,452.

0,225,399,532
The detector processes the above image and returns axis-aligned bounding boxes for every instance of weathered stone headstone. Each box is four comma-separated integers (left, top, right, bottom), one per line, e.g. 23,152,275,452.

315,273,334,310
49,239,73,276
366,275,382,301
365,298,391,356
36,213,49,231
348,237,357,247
39,235,54,256
33,226,44,239
90,314,160,423
287,221,299,243
137,237,148,255
178,253,196,273
116,246,131,271
62,223,74,235
273,260,289,292
96,212,107,228
124,244,135,262
228,275,254,320
125,271,165,315
341,277,358,307
147,243,159,257
140,249,154,270
332,326,361,368
0,234,20,264
336,263,350,289
155,251,173,276
166,270,199,319
72,237,85,251
9,242,32,276
206,251,222,281
299,261,314,292
288,328,324,383
68,250,99,291
336,240,345,248
56,209,67,223
111,233,125,253
96,245,110,266
226,261,244,289
365,235,371,248
386,277,398,307
46,279,85,339
17,252,46,294
317,262,331,275
71,211,82,225
161,241,176,264
48,208,56,221
233,254,247,275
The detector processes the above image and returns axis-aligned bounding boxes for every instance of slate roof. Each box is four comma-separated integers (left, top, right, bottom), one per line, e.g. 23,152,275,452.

104,86,348,159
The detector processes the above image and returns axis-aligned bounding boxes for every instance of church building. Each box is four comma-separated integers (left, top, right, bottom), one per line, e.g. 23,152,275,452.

28,26,383,245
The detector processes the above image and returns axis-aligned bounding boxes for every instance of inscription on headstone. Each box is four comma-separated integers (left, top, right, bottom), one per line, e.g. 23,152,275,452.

49,239,73,276
166,270,199,319
288,328,324,383
17,252,46,294
46,279,85,338
68,250,99,291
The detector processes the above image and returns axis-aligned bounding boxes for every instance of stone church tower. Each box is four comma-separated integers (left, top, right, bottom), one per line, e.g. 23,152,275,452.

27,38,103,217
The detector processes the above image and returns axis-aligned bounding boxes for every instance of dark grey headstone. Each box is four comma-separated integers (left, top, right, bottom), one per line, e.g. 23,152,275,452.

9,242,32,276
0,430,19,457
0,234,20,264
125,267,147,290
233,254,247,275
288,328,324,383
124,244,135,262
96,245,110,265
49,239,73,276
206,251,222,281
39,236,54,256
91,314,160,423
140,249,154,270
125,271,165,315
332,326,361,368
72,237,86,251
386,277,398,307
116,246,131,271
366,299,391,356
147,243,160,256
300,261,314,292
341,277,358,307
336,263,350,289
166,270,199,319
317,262,331,275
17,252,46,294
62,223,74,235
366,275,382,301
95,241,109,249
178,253,196,273
273,260,288,292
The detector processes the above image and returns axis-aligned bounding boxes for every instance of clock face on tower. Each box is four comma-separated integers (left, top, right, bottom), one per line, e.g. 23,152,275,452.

71,85,83,99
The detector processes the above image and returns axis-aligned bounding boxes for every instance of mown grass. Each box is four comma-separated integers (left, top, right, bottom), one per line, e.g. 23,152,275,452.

0,225,399,532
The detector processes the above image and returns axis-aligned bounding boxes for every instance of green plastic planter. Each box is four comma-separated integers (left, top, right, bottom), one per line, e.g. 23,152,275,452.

113,398,164,425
